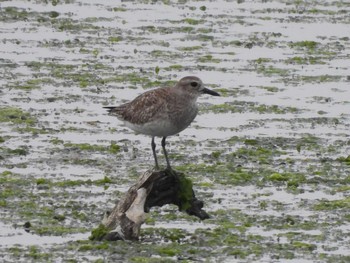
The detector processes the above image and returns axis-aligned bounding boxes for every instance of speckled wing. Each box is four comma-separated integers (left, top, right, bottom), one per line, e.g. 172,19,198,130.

104,88,169,125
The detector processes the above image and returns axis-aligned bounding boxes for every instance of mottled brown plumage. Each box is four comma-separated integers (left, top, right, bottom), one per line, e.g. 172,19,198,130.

106,88,170,125
104,76,220,169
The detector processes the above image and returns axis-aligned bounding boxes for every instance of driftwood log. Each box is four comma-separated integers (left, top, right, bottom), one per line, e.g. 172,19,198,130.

90,168,209,241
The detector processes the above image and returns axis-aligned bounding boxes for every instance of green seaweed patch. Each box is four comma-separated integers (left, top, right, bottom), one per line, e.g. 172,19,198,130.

212,87,250,97
258,86,280,92
25,61,73,72
1,6,29,22
296,134,322,152
64,142,105,151
285,56,326,65
109,142,121,154
211,151,221,159
150,49,181,59
130,256,172,263
138,25,195,34
11,78,54,90
8,246,25,258
256,104,299,114
0,171,30,206
278,231,323,242
78,242,110,251
244,139,259,146
89,224,109,241
337,155,350,165
177,46,202,51
16,126,49,135
182,18,203,25
264,172,306,188
63,142,120,154
142,80,166,89
227,169,254,185
48,11,59,18
0,171,26,184
36,178,49,185
0,199,6,207
33,225,87,236
167,18,204,25
1,5,63,23
335,185,350,193
302,8,337,15
299,75,343,83
187,34,214,42
292,241,317,251
267,173,289,182
198,27,212,34
111,7,127,12
177,174,193,211
253,58,272,64
256,65,290,77
177,162,255,186
51,17,101,32
198,181,214,188
167,64,183,70
266,215,319,231
50,137,64,145
289,41,319,50
0,146,28,156
197,54,221,63
1,178,92,234
193,224,263,258
0,107,36,125
204,101,300,114
314,197,350,210
24,61,113,88
232,146,283,164
157,245,180,257
0,58,17,69
26,245,51,261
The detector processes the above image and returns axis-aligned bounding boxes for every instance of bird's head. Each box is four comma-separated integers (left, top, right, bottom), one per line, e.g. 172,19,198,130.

177,76,220,97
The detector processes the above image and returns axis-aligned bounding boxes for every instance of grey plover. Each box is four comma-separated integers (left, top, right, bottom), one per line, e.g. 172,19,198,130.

104,76,220,170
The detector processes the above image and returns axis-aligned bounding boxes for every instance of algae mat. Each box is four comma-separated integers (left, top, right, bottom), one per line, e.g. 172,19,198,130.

0,0,349,262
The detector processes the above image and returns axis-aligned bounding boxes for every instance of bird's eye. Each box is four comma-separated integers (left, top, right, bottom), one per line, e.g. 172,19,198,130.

190,82,198,87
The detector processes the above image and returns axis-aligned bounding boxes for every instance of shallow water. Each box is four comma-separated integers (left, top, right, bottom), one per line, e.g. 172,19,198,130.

1,0,349,262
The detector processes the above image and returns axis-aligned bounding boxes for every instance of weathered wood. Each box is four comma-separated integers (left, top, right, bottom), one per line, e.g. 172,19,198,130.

90,169,209,241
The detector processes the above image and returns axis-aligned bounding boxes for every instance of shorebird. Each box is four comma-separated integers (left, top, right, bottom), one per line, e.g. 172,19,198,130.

104,76,220,170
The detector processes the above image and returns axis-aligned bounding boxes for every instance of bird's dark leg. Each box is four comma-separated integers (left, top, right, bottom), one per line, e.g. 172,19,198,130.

151,136,159,170
161,136,171,169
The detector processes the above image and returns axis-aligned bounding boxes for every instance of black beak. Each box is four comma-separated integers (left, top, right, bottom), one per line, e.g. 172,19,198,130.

202,87,220,96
